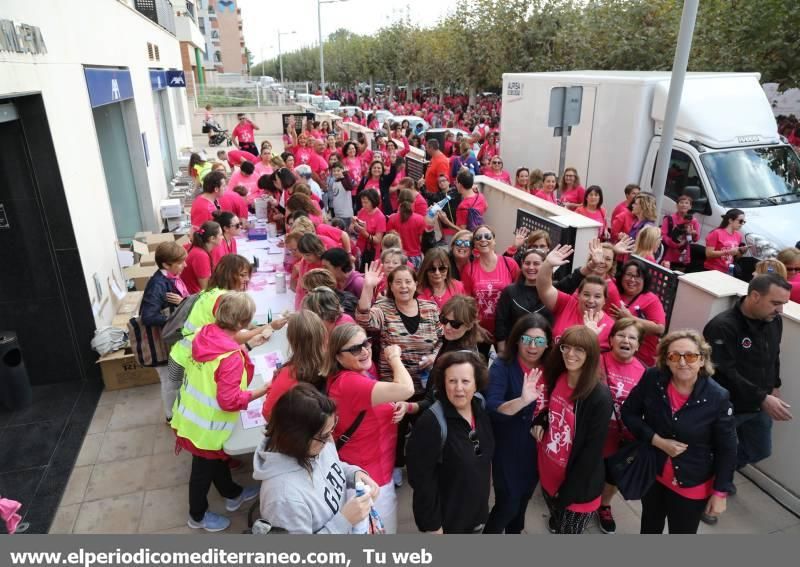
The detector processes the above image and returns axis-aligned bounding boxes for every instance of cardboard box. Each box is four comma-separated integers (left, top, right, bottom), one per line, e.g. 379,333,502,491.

97,347,159,390
123,264,157,291
146,233,176,252
175,235,190,248
111,291,143,330
134,231,153,242
132,239,149,257
140,252,156,267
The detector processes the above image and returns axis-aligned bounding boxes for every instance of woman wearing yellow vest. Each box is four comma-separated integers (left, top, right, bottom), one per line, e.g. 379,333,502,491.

172,292,271,531
162,255,286,421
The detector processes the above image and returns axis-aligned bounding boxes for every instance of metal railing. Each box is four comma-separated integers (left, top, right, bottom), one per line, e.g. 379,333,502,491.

194,81,311,108
134,0,176,35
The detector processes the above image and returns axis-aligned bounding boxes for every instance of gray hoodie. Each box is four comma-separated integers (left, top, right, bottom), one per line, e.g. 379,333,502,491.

252,435,364,534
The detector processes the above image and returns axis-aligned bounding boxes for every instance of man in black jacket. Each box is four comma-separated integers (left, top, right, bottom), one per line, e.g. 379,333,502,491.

703,274,793,480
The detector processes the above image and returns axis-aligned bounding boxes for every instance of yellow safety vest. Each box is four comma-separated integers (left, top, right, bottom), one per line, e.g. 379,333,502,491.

169,287,227,368
171,347,247,450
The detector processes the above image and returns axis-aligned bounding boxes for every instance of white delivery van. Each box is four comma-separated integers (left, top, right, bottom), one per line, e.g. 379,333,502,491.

500,71,800,255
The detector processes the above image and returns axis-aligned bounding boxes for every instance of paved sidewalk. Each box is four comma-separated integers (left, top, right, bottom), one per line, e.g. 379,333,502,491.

50,383,800,534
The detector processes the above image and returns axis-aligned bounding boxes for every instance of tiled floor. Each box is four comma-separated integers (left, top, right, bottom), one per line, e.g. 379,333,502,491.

51,382,800,535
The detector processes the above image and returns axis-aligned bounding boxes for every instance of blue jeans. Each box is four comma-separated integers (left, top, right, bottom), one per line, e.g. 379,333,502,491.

735,411,773,469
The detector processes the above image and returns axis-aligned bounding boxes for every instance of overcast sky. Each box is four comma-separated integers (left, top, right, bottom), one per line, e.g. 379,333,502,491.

238,0,459,65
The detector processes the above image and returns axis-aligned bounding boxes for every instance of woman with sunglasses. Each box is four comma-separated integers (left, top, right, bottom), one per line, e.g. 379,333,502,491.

596,318,646,534
609,259,666,366
704,208,747,274
484,314,551,533
462,225,521,357
558,167,585,211
495,248,553,356
326,324,415,533
210,211,241,267
536,244,615,348
622,330,737,534
406,351,495,534
417,247,465,311
482,156,512,184
254,384,380,534
448,229,475,281
776,247,800,302
532,325,613,534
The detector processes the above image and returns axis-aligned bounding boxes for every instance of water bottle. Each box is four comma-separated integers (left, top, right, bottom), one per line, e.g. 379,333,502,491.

351,482,370,534
427,194,452,219
275,272,287,293
728,263,736,277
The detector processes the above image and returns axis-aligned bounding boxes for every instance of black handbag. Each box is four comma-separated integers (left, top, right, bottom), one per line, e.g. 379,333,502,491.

607,440,659,501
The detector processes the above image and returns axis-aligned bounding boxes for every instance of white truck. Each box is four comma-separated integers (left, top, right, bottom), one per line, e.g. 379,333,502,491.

500,71,800,255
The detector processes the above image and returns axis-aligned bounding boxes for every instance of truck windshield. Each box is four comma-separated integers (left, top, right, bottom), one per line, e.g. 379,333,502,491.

700,145,800,207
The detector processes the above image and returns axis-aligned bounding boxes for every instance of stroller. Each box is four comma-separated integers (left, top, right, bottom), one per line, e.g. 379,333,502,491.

203,120,232,147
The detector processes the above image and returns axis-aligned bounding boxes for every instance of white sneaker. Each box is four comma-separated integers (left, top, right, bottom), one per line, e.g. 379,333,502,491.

187,511,230,532
393,467,404,487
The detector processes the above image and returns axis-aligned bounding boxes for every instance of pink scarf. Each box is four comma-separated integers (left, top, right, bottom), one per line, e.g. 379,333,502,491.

164,270,190,298
0,497,22,534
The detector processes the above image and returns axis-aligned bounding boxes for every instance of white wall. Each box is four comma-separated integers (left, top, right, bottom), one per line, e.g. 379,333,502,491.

0,0,193,326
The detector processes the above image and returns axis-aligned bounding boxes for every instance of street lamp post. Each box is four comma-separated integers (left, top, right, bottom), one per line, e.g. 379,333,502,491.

278,30,295,85
317,0,348,95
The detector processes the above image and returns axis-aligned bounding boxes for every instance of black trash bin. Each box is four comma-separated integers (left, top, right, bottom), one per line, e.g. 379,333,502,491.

0,332,32,411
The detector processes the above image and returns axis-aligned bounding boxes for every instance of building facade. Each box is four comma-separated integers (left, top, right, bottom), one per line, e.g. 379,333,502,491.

196,0,246,79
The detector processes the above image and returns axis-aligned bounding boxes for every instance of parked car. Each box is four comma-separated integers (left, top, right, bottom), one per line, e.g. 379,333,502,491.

389,115,431,136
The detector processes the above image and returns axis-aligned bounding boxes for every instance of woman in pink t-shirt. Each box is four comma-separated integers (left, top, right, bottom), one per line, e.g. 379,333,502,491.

294,234,326,310
180,221,221,294
416,247,466,311
327,325,416,534
704,208,747,273
536,243,615,349
341,141,363,192
532,171,558,204
532,325,613,534
574,185,609,241
514,167,530,193
301,285,356,335
483,156,512,184
777,248,800,302
210,211,241,268
461,225,521,355
354,189,387,260
559,167,585,211
386,189,430,267
597,318,646,533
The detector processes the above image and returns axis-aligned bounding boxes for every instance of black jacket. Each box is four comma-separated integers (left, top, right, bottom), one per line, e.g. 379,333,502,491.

621,367,737,492
406,395,495,533
494,282,553,342
356,158,401,216
703,298,782,413
533,381,612,508
140,270,179,327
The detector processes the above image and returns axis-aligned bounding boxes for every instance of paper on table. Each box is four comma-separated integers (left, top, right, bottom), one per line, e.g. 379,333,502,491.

252,351,284,381
240,397,266,429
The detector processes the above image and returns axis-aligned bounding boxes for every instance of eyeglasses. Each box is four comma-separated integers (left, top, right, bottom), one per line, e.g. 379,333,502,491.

339,339,371,355
474,233,494,241
559,344,586,355
520,335,548,347
232,223,242,229
468,429,482,456
735,218,746,224
439,315,465,329
491,160,503,165
428,265,448,274
623,272,643,280
313,416,339,443
666,351,702,364
453,239,472,248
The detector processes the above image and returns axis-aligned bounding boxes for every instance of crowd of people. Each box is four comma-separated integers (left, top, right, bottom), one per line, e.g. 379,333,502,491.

133,103,800,536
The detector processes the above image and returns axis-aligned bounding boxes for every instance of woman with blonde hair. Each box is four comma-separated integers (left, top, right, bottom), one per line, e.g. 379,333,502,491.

628,194,658,240
302,285,356,331
559,167,585,211
622,330,737,534
448,229,474,280
753,258,787,279
261,310,330,420
302,267,358,317
633,225,663,263
776,247,800,302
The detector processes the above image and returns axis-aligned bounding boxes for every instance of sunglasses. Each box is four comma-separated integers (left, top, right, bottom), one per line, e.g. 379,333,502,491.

453,239,472,248
520,335,548,347
667,351,702,364
559,344,586,355
736,219,746,224
468,429,482,456
491,161,503,165
232,223,242,229
439,315,464,329
786,267,800,273
428,265,448,274
474,233,494,241
339,339,371,356
312,416,339,443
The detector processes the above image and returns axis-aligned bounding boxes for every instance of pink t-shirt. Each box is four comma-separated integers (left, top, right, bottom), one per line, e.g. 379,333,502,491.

225,170,258,197
413,193,429,217
538,373,601,513
211,236,238,267
621,291,666,366
261,365,296,421
790,274,800,303
657,383,715,500
601,352,646,457
575,206,608,238
342,156,363,191
253,160,273,178
334,313,356,327
292,145,315,166
219,191,248,220
611,200,630,221
294,259,323,310
387,212,427,258
461,255,520,335
226,149,258,167
533,189,557,204
316,223,347,250
190,196,218,230
560,186,586,207
232,122,256,144
417,280,465,311
704,228,743,273
552,290,613,349
327,370,397,486
483,169,512,184
181,246,214,294
356,207,387,256
455,193,488,228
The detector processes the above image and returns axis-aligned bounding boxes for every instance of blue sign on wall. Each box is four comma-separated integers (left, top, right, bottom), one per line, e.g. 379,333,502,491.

149,69,167,91
165,70,186,88
84,67,134,108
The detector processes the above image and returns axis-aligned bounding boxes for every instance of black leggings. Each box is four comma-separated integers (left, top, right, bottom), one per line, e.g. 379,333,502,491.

640,481,708,534
189,455,243,521
483,480,536,534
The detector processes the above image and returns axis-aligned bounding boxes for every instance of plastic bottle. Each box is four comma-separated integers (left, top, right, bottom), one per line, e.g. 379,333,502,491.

427,194,452,219
728,263,736,276
351,482,370,534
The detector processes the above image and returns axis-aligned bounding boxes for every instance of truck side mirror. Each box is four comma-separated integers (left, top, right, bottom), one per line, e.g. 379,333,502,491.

683,185,711,215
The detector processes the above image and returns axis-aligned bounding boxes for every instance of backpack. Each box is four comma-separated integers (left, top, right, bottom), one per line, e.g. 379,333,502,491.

161,293,202,350
428,392,485,463
127,316,168,367
465,195,484,232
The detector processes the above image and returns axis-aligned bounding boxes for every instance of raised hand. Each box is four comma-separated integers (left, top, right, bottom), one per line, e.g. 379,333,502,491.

520,367,543,405
363,260,384,289
583,309,607,336
613,234,635,256
588,237,605,266
545,244,574,267
609,303,633,320
513,227,530,248
384,344,402,364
